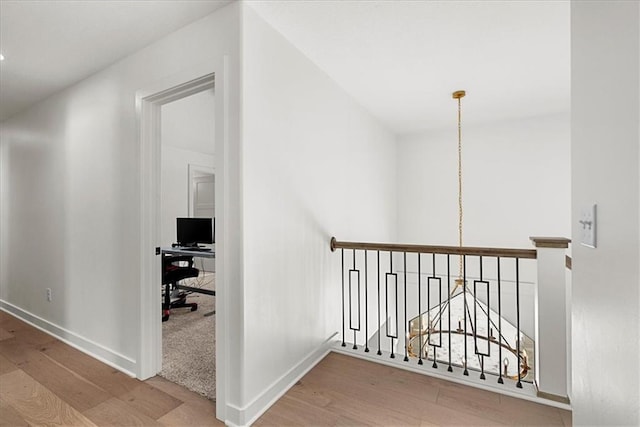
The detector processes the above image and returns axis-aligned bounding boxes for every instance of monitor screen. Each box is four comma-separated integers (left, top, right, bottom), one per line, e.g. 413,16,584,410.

176,217,214,246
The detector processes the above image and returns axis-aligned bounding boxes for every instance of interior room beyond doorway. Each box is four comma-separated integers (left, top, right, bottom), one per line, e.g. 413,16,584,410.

159,87,216,400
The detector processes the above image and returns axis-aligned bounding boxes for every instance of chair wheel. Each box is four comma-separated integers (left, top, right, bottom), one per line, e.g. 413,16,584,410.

191,303,198,312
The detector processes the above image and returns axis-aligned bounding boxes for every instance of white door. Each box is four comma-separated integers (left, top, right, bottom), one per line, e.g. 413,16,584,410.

192,173,214,218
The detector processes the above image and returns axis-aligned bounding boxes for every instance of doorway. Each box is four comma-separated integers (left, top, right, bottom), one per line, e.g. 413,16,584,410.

136,69,227,410
159,88,216,399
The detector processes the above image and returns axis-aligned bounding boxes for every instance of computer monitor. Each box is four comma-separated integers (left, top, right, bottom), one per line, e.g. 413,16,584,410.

176,217,214,247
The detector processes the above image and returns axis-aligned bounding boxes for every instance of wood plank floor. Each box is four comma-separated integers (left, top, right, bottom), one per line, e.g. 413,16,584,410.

0,311,222,427
254,353,571,426
1,311,571,426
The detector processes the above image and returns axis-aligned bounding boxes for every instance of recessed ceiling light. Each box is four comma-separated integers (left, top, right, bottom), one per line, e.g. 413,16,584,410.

0,54,4,61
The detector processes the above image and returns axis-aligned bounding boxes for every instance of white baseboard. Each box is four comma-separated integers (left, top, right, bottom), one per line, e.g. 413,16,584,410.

0,300,137,377
225,332,338,427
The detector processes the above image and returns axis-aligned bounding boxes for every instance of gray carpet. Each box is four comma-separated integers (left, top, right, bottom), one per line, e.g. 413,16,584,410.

160,272,216,401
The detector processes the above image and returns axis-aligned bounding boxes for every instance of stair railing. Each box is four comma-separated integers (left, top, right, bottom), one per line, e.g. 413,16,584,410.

330,236,570,403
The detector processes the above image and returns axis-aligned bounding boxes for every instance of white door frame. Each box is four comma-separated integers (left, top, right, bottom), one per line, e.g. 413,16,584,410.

136,64,229,421
138,71,214,375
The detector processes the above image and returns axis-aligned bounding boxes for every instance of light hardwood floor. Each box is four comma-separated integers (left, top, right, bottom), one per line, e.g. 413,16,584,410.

0,311,571,426
254,353,571,426
0,311,223,426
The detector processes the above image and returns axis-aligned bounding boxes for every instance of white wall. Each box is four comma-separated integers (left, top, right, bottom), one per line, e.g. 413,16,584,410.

395,114,570,356
397,113,571,249
160,89,215,247
160,146,214,246
571,1,640,425
0,2,239,392
161,88,215,156
240,4,396,423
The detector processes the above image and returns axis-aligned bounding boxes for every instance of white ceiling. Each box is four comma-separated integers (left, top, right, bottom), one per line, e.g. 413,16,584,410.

0,0,230,121
250,0,570,134
0,0,570,134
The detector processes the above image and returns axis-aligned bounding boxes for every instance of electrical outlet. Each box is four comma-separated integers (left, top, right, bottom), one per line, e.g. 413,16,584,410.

579,204,597,248
46,288,52,302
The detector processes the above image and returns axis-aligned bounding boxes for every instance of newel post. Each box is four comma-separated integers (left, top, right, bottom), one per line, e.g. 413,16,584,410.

530,237,571,404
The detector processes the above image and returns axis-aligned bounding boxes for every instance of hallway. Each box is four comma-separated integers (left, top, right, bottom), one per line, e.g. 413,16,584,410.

0,311,571,426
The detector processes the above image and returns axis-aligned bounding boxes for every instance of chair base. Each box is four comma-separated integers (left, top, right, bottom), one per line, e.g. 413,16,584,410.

162,292,198,322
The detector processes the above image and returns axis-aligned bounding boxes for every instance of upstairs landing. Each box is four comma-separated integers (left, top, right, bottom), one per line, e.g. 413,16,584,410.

255,352,571,426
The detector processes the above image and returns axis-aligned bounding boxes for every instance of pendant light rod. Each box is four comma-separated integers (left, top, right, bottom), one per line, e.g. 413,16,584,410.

453,90,466,283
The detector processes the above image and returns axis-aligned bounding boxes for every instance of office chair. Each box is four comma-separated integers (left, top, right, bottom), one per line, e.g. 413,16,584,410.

162,254,199,322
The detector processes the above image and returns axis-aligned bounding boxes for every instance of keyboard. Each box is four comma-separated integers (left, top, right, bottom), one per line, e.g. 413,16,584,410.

184,247,211,252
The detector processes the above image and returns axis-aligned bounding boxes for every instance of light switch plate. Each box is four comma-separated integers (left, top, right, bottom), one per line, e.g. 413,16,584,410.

580,204,597,248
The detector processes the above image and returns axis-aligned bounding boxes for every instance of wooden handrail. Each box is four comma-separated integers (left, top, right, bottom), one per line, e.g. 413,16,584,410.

529,237,571,249
330,237,537,259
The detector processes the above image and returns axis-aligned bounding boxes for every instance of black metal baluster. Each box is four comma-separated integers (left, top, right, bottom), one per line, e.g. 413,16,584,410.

431,253,440,369
403,252,409,362
463,255,469,376
474,256,489,380
377,251,382,356
386,251,398,358
341,249,346,347
393,251,397,358
350,249,360,350
365,250,369,353
427,253,431,366
516,258,523,388
497,257,503,384
447,254,453,372
351,250,355,348
479,257,483,379
418,253,423,365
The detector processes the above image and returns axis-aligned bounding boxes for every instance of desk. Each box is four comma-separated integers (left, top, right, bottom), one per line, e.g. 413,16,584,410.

160,246,216,297
161,246,215,258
